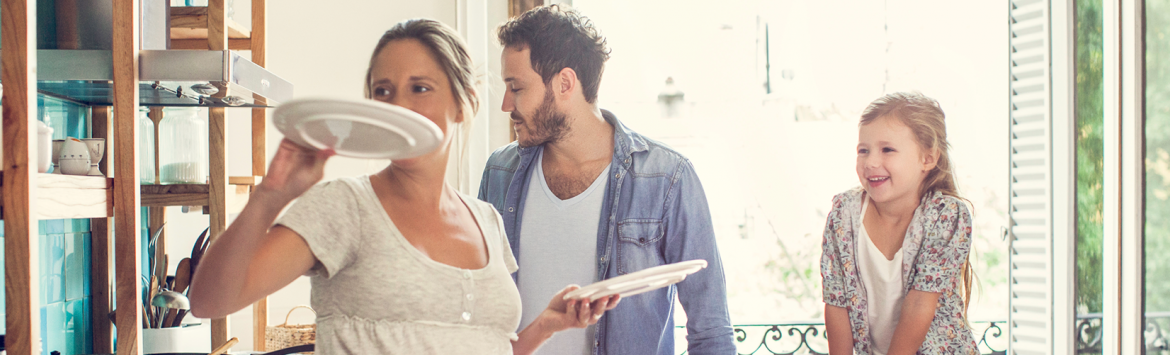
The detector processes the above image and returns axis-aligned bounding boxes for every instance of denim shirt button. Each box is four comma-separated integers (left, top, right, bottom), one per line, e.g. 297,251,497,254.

507,207,514,213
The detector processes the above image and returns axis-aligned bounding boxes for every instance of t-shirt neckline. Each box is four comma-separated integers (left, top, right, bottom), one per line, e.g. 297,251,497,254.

360,175,496,275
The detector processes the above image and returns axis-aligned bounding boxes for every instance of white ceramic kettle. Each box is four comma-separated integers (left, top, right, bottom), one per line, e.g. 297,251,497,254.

56,137,91,175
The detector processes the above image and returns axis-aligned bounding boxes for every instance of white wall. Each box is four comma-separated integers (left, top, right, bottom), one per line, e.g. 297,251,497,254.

156,0,526,351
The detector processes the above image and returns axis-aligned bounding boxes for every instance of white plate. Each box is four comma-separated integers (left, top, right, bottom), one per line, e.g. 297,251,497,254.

273,97,444,159
563,259,707,302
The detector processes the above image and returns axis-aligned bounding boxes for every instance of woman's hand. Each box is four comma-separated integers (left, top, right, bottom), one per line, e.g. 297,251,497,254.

255,139,334,202
512,285,621,355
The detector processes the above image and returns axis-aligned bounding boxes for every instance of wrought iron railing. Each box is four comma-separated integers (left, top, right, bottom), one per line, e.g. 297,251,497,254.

675,320,1007,355
1075,312,1170,354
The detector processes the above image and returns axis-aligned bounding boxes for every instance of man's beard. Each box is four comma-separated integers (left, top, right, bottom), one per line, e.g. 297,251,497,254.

513,87,568,148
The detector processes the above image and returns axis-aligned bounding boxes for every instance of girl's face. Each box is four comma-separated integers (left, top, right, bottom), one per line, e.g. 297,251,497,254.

367,38,463,164
856,115,937,205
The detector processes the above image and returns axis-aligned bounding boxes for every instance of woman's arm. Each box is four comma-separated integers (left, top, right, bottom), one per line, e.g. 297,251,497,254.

189,140,333,318
886,290,942,355
512,286,620,355
825,304,854,355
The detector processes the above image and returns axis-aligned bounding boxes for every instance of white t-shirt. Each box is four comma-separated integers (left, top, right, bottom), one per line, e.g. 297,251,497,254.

517,150,610,355
857,197,906,355
276,176,522,355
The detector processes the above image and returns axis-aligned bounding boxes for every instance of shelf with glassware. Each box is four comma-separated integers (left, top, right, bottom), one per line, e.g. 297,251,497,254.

136,106,260,214
3,0,277,354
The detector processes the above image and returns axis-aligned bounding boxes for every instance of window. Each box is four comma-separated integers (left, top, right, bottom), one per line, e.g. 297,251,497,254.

1146,0,1170,352
572,0,1009,352
1075,0,1105,352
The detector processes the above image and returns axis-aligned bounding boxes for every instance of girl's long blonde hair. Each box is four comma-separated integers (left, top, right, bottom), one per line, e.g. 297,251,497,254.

859,91,976,324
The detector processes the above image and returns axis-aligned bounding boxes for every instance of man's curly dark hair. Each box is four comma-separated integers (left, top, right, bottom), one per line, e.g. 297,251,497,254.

497,4,611,103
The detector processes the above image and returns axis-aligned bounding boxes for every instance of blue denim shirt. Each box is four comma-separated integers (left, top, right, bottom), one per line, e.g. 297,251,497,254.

478,110,735,355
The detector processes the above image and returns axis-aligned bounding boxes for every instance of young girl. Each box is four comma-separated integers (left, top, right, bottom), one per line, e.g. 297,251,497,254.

820,92,976,355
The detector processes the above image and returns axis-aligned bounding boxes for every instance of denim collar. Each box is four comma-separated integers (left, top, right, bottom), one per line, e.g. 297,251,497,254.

515,109,648,165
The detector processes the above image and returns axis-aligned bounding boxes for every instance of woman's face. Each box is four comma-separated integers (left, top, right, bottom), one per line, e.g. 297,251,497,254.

367,38,463,161
855,115,935,205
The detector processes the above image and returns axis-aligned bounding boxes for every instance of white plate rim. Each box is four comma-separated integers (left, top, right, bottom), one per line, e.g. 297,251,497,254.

273,97,443,159
563,259,707,301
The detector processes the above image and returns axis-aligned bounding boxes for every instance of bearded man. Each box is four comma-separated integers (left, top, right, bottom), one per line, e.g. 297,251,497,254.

477,5,735,355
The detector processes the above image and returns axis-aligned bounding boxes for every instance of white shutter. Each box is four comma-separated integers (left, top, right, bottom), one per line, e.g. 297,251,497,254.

1008,0,1073,353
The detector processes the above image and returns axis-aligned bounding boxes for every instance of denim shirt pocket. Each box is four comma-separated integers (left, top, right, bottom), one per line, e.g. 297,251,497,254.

616,219,666,275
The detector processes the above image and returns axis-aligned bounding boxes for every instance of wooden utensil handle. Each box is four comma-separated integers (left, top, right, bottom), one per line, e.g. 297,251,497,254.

208,337,238,355
163,309,179,328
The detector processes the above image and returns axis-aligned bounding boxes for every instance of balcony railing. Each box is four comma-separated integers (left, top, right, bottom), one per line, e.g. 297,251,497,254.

1076,312,1170,353
675,320,1006,355
673,313,1170,355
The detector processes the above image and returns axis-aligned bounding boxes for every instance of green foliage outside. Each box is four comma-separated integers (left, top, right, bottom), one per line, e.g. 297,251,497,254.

1075,0,1104,317
1146,0,1170,318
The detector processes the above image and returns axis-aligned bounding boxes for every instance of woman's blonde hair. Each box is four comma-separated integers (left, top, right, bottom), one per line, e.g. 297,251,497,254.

859,91,976,324
364,19,478,119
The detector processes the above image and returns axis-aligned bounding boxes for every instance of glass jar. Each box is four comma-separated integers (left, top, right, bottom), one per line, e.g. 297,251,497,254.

138,107,156,184
158,107,207,184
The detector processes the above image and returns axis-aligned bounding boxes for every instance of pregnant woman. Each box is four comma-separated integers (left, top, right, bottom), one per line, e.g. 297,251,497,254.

188,19,618,354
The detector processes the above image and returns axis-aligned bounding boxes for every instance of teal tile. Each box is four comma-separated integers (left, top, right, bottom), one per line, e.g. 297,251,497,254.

66,219,91,233
0,236,5,310
40,307,48,354
67,299,92,355
40,219,65,234
43,233,65,304
44,303,66,354
39,232,48,304
65,233,91,301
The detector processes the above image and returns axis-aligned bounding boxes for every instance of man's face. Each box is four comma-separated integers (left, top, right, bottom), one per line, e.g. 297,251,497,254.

502,46,569,147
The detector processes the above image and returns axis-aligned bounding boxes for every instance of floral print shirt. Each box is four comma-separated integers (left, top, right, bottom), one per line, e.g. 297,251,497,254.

820,187,977,354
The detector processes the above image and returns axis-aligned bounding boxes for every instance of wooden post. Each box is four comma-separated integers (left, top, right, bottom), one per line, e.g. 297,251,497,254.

251,1,269,350
509,0,543,18
2,0,40,354
207,0,232,349
89,106,115,353
506,0,542,142
113,0,144,354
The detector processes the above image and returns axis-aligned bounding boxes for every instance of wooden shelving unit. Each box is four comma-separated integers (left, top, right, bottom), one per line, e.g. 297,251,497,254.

1,0,274,354
140,177,257,214
169,6,254,50
0,174,113,220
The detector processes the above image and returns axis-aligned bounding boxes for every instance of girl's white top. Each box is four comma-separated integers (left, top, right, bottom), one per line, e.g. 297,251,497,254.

856,197,906,355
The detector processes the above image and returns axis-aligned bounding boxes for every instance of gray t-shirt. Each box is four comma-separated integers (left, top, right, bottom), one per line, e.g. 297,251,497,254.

517,151,610,354
276,176,522,354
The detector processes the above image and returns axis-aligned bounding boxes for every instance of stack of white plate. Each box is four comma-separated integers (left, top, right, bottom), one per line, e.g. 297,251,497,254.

564,260,708,302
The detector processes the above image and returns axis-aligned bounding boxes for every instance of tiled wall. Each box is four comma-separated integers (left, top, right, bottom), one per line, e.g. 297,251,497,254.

0,95,97,354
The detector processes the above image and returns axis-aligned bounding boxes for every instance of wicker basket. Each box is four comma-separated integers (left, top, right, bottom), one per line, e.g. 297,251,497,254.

266,305,317,352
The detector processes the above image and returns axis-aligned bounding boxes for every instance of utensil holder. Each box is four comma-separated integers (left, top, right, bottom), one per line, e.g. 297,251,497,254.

142,322,210,354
